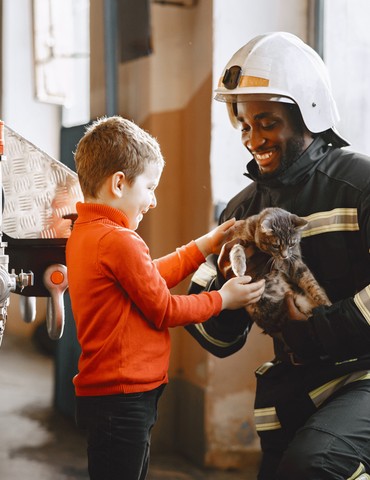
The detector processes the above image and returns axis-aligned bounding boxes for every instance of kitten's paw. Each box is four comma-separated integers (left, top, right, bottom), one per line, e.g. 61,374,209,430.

230,244,247,276
313,295,332,306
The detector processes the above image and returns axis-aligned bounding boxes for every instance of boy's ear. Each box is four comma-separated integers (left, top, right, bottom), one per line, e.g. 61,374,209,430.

111,171,126,197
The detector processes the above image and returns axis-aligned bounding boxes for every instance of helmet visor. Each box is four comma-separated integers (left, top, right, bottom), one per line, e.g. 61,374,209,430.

215,92,295,104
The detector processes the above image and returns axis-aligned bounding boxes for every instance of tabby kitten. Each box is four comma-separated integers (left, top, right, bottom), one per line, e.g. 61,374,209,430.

227,207,331,335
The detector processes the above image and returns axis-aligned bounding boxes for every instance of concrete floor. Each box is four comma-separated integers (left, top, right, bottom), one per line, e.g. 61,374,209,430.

0,333,258,480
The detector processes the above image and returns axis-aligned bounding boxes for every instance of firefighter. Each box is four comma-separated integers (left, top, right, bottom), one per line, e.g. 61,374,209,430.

187,32,370,480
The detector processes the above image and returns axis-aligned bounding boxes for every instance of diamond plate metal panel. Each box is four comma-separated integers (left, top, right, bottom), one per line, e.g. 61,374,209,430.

2,126,83,239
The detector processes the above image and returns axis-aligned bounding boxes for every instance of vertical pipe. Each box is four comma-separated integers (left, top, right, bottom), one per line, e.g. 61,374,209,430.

104,0,118,116
314,0,325,59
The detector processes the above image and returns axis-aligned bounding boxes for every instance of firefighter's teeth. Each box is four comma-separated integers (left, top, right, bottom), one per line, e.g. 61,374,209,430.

255,151,273,160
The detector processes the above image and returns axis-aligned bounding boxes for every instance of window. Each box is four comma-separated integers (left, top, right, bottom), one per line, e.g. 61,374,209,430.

323,0,370,155
33,0,90,126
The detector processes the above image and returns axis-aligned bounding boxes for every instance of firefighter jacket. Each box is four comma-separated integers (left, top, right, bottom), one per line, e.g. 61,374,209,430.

186,135,370,393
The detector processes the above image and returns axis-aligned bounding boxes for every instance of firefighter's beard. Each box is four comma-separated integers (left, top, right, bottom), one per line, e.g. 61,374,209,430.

259,134,307,179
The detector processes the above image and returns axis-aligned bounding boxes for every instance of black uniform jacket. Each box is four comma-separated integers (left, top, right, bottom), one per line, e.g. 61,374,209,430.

187,135,370,383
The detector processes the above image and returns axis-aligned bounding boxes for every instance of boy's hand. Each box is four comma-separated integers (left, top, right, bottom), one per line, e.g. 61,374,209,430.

195,218,243,257
219,275,265,311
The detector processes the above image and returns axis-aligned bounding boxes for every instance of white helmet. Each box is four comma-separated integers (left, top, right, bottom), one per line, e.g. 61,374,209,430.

215,32,349,147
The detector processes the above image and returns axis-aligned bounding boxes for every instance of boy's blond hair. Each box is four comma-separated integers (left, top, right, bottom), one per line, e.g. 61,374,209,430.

74,116,164,198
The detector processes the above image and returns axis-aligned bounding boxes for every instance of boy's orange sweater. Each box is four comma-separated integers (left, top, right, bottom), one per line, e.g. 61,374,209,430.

66,202,222,396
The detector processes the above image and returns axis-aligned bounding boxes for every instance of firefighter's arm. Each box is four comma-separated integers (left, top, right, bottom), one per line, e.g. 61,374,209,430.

185,254,253,358
281,194,370,363
281,295,370,363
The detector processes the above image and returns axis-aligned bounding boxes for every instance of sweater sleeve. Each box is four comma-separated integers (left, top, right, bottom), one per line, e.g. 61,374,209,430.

99,229,222,329
153,241,206,288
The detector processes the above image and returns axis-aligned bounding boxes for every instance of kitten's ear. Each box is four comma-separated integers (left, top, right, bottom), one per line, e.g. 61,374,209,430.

260,219,273,234
292,214,308,231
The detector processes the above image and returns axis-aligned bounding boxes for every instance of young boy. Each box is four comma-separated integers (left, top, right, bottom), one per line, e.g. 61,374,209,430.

66,116,265,480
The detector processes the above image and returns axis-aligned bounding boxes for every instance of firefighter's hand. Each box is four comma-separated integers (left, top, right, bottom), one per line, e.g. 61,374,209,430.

285,293,308,321
217,238,244,280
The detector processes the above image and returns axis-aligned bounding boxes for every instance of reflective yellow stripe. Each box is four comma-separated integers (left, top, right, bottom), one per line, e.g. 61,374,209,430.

309,371,370,408
239,75,269,87
191,262,217,288
256,422,281,432
256,373,370,431
354,286,370,325
254,406,281,431
193,323,245,348
218,75,269,88
301,208,359,237
347,462,366,480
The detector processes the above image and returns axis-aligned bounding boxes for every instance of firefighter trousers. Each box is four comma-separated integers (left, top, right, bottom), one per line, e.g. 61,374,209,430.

254,362,370,480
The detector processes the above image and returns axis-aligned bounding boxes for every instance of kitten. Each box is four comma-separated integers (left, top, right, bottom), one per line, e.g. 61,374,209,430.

226,207,331,335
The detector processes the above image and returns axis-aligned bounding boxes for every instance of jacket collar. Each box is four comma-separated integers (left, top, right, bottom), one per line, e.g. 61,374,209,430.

244,136,333,188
